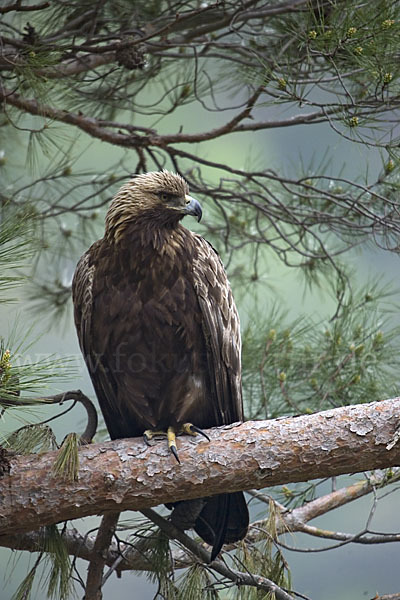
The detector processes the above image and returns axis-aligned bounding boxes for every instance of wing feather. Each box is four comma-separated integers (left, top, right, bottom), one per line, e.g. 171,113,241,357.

72,246,150,439
192,235,243,425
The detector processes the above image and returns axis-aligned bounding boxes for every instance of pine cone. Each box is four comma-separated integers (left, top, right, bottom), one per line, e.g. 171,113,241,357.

22,22,40,46
0,446,10,478
116,41,146,70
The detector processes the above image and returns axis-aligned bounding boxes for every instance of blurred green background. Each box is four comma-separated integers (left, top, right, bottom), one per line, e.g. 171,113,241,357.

1,96,399,600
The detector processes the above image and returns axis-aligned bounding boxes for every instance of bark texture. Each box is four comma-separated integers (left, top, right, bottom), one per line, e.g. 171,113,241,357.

1,397,400,537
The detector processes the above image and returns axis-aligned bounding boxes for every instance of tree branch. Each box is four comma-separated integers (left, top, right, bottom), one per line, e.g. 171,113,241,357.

246,470,398,544
84,512,120,600
0,527,182,573
2,468,400,577
33,52,117,79
141,507,295,600
0,86,344,149
0,1,49,14
2,390,98,444
0,87,136,148
1,398,400,537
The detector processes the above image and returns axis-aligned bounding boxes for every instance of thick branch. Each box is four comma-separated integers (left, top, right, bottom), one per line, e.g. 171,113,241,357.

1,398,400,537
3,469,400,576
2,472,400,576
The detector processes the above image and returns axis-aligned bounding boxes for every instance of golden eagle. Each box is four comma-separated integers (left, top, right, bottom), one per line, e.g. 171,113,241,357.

72,170,249,560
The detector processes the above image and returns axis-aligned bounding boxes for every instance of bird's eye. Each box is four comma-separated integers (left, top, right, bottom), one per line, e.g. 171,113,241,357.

159,191,179,204
159,192,171,202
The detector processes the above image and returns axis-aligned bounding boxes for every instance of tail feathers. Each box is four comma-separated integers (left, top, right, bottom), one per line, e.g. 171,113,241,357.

168,498,206,531
194,492,249,561
167,492,249,561
196,494,230,562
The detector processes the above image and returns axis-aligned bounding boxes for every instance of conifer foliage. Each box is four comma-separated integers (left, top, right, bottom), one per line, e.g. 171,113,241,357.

1,1,400,599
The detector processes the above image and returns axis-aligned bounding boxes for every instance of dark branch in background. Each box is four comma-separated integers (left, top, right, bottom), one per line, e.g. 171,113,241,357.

84,512,120,600
0,1,50,15
141,507,295,600
0,87,135,147
0,0,310,56
0,85,344,145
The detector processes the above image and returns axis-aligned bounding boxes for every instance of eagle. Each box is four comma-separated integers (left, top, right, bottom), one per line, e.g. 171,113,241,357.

72,170,249,560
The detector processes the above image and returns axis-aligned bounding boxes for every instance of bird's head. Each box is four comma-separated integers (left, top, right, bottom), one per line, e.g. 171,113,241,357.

105,170,202,240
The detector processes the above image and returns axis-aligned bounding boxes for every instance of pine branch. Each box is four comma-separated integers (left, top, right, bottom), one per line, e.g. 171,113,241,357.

0,1,49,14
0,85,345,148
84,512,120,600
0,86,136,148
2,468,400,576
246,470,400,547
0,52,118,78
0,527,177,573
1,397,400,537
2,390,98,445
141,507,295,600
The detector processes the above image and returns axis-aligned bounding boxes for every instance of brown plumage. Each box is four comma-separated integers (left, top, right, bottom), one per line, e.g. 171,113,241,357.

72,170,249,560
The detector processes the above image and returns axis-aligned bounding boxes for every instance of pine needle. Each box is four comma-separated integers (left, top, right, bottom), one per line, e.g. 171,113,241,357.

11,555,42,600
41,525,73,600
176,565,217,600
52,432,79,481
3,424,57,454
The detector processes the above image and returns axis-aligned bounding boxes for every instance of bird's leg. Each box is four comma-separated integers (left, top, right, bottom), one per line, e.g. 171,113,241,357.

143,424,210,463
143,427,180,463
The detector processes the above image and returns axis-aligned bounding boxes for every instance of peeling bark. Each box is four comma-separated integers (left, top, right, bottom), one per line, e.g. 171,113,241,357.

1,398,400,537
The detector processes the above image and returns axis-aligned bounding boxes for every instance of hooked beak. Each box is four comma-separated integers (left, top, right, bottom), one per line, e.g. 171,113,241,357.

184,195,202,222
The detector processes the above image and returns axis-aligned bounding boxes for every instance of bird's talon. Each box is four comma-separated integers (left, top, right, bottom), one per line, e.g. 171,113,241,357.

144,429,168,446
143,431,152,446
169,443,180,463
182,422,210,441
144,423,208,461
191,424,210,441
167,426,180,463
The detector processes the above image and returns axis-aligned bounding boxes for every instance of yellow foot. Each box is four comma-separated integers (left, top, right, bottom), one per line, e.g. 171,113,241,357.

143,423,210,463
143,427,180,463
143,429,167,445
167,426,180,463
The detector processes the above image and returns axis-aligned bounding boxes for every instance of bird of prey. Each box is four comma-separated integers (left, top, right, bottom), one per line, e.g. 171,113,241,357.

72,170,249,560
